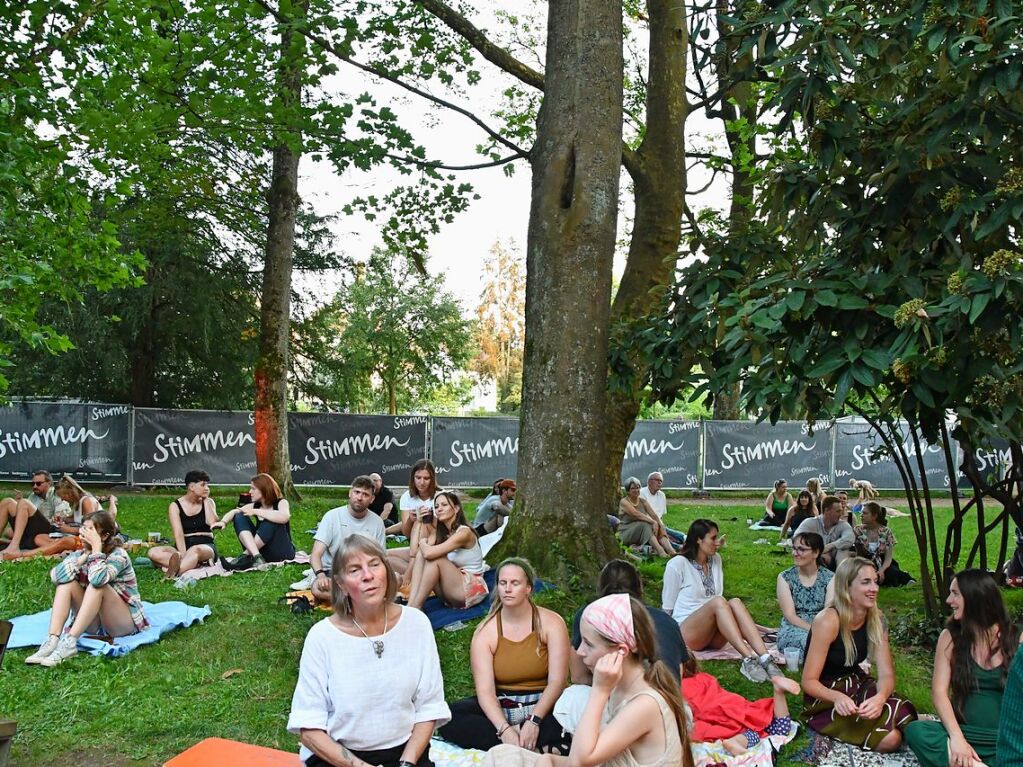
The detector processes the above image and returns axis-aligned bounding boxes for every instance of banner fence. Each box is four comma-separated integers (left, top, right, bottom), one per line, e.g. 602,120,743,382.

0,401,972,490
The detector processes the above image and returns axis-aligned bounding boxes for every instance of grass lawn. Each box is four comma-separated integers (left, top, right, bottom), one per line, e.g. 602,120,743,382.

1,487,1021,766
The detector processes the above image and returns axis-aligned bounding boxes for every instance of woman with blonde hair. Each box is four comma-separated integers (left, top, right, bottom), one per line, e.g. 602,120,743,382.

214,473,295,569
802,557,917,751
287,535,449,767
485,593,693,767
53,475,101,530
439,558,570,752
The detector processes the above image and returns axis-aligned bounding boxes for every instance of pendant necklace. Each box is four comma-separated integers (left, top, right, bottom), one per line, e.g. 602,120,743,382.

351,610,388,658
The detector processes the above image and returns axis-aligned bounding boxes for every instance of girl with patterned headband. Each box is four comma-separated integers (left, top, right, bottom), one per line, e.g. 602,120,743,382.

484,593,694,767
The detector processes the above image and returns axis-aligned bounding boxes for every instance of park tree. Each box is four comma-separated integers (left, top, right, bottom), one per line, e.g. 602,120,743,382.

472,240,525,413
0,3,145,394
644,0,1023,618
295,248,474,415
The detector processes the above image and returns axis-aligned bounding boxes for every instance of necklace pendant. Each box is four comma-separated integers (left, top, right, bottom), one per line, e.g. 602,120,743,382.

372,640,384,658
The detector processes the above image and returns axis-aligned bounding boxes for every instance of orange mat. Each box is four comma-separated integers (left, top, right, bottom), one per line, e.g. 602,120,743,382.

164,737,301,766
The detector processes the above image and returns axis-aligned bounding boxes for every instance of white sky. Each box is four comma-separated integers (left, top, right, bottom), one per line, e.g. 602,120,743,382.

297,3,730,313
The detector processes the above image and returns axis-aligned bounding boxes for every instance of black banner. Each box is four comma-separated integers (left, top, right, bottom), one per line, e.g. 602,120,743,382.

0,402,129,482
132,408,255,486
621,420,701,489
431,417,519,487
833,419,952,490
288,413,428,487
704,420,833,490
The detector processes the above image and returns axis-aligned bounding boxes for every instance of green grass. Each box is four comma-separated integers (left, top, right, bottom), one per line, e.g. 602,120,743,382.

1,488,1020,765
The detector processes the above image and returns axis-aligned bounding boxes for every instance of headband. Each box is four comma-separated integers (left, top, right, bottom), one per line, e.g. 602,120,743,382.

582,593,636,652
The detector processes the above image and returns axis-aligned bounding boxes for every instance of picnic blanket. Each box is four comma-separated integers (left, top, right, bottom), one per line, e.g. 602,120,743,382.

429,738,485,767
176,551,310,583
691,625,781,661
691,720,799,767
423,569,553,630
794,731,922,767
7,600,211,658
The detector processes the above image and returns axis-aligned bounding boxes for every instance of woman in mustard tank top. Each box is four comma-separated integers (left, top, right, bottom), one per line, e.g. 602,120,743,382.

439,558,570,752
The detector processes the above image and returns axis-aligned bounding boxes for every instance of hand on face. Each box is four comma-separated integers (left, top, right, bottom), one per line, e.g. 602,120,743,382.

80,524,103,551
592,647,626,692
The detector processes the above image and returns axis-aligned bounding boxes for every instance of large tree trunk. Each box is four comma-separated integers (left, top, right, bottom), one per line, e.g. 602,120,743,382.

254,3,305,498
493,0,624,586
603,0,688,506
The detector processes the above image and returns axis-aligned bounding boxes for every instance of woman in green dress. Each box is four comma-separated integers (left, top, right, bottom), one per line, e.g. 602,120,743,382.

905,569,1018,767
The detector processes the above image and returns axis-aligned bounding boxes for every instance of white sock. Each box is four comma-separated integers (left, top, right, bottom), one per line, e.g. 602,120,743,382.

759,653,772,664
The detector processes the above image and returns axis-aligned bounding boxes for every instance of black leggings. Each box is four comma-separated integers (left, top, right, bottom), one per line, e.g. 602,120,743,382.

305,740,432,767
233,514,295,562
438,696,568,752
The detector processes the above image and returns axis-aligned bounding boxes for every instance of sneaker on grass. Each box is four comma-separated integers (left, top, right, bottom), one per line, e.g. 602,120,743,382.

25,635,60,665
740,655,770,683
40,634,79,667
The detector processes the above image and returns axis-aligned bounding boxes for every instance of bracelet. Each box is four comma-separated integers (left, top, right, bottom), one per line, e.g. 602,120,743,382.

496,723,511,737
314,569,327,576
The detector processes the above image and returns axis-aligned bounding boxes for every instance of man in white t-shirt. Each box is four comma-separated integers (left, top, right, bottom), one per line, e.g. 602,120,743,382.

310,475,386,602
639,471,684,547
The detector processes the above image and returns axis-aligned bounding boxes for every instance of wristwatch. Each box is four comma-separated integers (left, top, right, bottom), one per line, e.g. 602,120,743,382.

527,714,542,726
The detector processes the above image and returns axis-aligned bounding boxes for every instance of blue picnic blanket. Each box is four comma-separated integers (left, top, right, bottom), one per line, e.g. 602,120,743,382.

6,600,211,658
422,569,552,630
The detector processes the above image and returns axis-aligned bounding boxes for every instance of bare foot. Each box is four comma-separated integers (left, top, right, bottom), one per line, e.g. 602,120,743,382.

772,674,801,696
722,735,748,756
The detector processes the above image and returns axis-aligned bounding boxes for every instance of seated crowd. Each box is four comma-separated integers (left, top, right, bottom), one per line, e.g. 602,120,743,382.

8,467,1023,767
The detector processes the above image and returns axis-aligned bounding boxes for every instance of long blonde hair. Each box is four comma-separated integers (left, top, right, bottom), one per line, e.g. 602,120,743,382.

832,557,885,665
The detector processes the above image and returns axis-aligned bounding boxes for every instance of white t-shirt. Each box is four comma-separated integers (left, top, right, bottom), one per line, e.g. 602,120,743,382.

398,490,433,520
639,486,667,519
315,505,386,573
661,553,724,624
288,608,451,760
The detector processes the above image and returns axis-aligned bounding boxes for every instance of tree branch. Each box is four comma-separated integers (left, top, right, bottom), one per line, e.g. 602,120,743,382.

384,151,524,171
414,0,545,91
250,0,528,157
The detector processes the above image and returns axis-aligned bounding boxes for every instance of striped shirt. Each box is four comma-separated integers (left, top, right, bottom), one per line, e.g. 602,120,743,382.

51,547,148,633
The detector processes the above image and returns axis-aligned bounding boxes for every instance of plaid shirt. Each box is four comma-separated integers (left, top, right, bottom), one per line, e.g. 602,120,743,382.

51,547,148,632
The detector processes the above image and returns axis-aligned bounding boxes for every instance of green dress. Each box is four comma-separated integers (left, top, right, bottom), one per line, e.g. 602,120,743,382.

904,661,1004,767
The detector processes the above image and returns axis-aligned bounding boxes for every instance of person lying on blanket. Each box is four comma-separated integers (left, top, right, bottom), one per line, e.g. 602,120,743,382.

214,472,296,570
148,469,221,580
681,656,798,757
24,511,148,667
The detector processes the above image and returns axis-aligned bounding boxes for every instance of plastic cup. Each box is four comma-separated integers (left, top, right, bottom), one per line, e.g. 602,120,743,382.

784,647,801,672
148,531,160,543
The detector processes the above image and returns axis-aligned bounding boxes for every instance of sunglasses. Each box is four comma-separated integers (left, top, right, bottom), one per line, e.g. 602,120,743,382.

32,480,48,486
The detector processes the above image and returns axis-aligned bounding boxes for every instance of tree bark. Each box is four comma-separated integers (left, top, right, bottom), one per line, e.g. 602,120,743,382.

254,2,305,498
603,0,688,509
493,0,624,586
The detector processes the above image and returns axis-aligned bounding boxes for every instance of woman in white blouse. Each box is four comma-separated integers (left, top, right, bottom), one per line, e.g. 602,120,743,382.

661,518,782,684
288,535,450,767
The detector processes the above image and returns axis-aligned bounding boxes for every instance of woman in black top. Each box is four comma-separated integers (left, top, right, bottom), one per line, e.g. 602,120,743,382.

148,469,220,579
801,557,916,751
214,472,295,569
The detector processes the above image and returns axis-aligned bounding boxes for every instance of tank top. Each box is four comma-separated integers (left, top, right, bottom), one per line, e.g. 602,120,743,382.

809,607,869,682
176,499,212,537
446,534,485,574
253,498,292,534
605,689,684,767
772,494,789,514
492,612,549,692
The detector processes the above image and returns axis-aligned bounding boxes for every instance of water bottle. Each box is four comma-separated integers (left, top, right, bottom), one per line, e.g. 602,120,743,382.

443,620,468,632
174,575,197,590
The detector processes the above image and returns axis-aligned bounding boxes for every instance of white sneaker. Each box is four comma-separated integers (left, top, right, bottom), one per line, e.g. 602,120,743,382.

290,571,315,590
25,635,60,665
40,634,79,666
